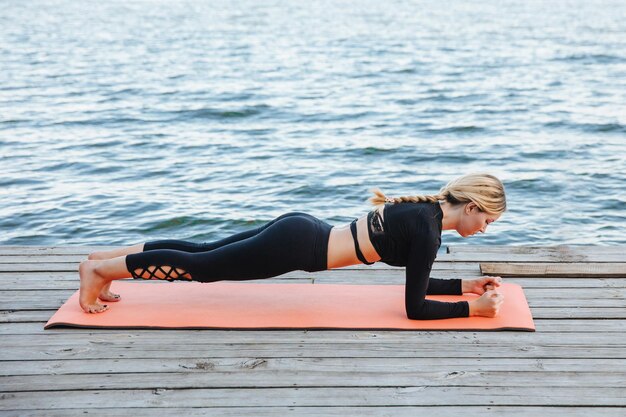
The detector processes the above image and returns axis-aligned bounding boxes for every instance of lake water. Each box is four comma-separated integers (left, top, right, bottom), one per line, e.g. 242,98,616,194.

1,0,625,248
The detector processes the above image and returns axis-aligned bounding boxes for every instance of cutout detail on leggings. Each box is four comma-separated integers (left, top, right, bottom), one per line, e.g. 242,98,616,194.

131,265,192,282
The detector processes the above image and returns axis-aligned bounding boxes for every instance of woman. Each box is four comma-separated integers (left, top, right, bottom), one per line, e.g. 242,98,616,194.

79,173,506,319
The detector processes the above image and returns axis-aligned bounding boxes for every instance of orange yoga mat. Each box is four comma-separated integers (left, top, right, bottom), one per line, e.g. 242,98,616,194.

45,281,535,331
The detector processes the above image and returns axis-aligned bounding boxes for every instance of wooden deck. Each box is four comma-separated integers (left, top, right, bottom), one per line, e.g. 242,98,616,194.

1,245,625,416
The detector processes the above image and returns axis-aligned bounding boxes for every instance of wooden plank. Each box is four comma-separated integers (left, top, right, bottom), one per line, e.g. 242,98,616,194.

1,407,622,417
480,263,626,277
4,370,626,392
5,329,626,346
447,245,625,255
1,387,625,408
3,356,624,376
0,246,118,255
0,262,481,273
438,252,625,263
3,339,625,362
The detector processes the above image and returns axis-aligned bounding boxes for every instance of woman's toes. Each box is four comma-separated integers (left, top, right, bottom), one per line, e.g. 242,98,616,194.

98,291,121,302
90,304,109,313
85,303,109,313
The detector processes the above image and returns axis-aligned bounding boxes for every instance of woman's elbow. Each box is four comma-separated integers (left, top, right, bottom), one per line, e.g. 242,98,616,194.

405,305,429,320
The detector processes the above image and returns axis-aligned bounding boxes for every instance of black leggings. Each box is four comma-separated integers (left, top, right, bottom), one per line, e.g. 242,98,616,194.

125,212,333,282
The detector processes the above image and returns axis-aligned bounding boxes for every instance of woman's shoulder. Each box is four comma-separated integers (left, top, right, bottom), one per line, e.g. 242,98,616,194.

382,203,440,260
386,202,442,236
385,201,439,220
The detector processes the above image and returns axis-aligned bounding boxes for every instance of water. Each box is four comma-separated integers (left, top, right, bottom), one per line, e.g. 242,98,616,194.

1,0,625,247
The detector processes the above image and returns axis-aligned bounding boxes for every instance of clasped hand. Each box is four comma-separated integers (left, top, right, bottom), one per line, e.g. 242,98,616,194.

463,275,502,294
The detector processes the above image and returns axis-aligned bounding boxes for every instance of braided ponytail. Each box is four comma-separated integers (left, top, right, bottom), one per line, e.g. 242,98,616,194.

368,187,447,206
368,173,506,215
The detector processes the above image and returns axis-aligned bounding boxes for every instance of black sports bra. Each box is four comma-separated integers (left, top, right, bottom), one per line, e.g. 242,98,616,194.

349,207,386,265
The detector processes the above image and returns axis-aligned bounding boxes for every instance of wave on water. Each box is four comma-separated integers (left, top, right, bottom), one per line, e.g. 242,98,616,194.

142,216,215,233
504,178,565,193
295,111,379,123
163,104,273,121
38,105,275,127
598,198,626,211
551,53,626,64
421,126,487,135
0,178,46,187
48,117,154,127
543,121,626,133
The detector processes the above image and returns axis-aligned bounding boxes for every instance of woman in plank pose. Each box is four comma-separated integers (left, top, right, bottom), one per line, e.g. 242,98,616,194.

79,173,506,319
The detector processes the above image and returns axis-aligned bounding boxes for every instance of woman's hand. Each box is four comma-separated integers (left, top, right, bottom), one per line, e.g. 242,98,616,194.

468,289,505,318
462,276,502,295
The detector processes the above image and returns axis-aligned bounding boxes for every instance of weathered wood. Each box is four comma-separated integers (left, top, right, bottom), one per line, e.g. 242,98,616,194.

0,246,119,255
1,387,625,409
0,261,481,273
438,251,625,263
1,407,622,417
1,245,625,415
5,328,626,346
2,357,624,376
447,245,625,255
3,341,625,362
4,369,625,392
480,263,626,277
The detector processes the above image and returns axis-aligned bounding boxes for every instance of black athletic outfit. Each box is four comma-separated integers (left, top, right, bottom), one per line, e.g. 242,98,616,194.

125,202,469,320
362,202,469,319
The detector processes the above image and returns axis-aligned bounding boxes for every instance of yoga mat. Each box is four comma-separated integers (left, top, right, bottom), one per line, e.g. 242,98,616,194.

45,281,535,331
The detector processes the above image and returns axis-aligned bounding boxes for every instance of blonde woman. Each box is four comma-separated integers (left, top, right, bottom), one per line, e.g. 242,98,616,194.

79,173,506,319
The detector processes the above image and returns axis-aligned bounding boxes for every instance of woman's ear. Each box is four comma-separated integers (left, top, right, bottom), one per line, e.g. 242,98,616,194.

465,202,478,214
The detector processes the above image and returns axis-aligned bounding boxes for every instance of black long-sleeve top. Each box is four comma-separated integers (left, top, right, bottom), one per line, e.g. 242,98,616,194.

367,201,470,320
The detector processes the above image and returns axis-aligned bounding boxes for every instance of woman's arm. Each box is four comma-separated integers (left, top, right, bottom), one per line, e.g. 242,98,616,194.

427,278,463,295
404,238,469,320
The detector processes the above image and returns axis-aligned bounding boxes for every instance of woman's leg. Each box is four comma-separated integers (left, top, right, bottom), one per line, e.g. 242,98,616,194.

141,212,310,254
78,214,323,313
90,213,309,261
87,214,306,302
126,214,319,282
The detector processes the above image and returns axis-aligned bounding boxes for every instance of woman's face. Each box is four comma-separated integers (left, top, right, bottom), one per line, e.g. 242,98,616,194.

457,202,501,238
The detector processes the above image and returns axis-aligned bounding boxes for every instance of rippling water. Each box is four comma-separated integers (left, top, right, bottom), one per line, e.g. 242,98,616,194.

1,0,625,247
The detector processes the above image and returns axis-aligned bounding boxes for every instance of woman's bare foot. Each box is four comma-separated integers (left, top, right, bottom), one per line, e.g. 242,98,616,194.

98,281,121,302
79,260,110,313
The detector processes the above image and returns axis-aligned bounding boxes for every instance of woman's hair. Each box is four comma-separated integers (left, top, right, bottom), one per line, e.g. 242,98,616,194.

369,173,506,215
